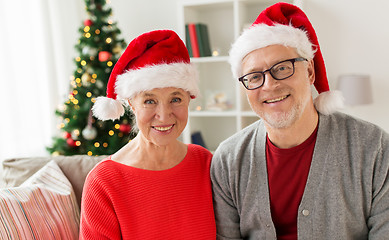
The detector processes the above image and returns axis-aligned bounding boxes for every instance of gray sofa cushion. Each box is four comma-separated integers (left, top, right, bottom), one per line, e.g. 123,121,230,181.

1,155,106,208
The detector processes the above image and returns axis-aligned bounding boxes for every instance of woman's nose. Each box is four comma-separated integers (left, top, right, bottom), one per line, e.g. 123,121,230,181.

155,103,172,121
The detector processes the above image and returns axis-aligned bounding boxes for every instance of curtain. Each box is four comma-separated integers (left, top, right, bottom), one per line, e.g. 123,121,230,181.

0,0,84,160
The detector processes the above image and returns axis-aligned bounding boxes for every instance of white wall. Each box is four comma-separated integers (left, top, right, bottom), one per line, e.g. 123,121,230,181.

304,0,389,132
110,0,179,43
67,0,389,132
0,0,87,160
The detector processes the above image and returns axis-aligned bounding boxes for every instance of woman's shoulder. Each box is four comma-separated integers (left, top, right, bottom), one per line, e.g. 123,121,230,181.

188,144,212,156
186,144,213,168
86,156,128,181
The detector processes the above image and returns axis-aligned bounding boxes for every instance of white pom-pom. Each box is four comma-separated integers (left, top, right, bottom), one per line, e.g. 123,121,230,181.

92,96,125,121
314,90,345,115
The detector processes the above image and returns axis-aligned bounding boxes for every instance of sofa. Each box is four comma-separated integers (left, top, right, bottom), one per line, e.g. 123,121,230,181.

0,155,107,239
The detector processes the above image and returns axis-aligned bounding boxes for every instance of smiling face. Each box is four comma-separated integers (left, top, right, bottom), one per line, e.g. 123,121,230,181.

129,87,190,147
241,45,316,130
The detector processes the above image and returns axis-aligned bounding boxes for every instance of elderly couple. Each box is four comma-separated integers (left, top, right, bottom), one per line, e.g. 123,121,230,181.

78,3,389,240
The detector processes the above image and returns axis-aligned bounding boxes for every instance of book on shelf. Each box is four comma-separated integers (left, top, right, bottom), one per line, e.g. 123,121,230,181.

196,23,212,57
185,24,193,57
187,23,200,57
191,131,207,149
185,23,212,58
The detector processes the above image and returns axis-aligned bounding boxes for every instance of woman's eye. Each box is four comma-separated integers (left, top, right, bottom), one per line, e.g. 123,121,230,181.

171,97,182,103
144,99,155,104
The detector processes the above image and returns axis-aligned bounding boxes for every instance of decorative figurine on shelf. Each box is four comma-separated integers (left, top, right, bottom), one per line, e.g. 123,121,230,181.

206,92,232,111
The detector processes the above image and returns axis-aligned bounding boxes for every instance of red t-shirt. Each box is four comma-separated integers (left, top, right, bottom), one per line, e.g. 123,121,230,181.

266,126,318,240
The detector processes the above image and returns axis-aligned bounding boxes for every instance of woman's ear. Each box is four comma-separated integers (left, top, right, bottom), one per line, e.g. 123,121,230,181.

128,100,135,112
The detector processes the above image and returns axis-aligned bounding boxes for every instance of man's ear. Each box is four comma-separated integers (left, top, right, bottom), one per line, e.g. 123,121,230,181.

307,59,315,85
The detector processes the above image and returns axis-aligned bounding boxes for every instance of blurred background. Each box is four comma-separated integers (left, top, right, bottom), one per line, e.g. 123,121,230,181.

0,0,388,160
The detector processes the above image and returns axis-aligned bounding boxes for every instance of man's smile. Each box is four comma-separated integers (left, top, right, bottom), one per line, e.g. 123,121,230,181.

264,95,290,104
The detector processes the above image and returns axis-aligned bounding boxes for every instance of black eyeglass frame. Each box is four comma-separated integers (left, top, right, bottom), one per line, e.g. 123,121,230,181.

238,57,308,90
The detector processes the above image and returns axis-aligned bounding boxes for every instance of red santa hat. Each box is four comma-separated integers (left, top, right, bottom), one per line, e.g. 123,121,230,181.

229,2,343,114
92,29,199,121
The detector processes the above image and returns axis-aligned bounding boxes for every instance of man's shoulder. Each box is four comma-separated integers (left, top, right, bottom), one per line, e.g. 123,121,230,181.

322,112,389,144
326,112,387,133
211,119,265,172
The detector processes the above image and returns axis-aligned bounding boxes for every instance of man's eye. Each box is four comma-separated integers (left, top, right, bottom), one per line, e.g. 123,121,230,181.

273,65,291,73
172,97,182,103
248,73,262,83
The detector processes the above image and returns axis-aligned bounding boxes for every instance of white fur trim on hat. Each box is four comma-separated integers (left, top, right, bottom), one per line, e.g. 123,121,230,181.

92,96,125,121
115,62,199,100
229,23,316,79
314,90,344,115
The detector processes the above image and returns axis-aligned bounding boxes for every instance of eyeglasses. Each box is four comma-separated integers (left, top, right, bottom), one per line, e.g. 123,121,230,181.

238,57,307,90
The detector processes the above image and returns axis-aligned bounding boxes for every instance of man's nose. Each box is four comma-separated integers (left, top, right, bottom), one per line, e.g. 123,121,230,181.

261,72,280,90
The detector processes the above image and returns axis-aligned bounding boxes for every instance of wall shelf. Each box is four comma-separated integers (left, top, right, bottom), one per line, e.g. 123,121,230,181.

178,0,297,151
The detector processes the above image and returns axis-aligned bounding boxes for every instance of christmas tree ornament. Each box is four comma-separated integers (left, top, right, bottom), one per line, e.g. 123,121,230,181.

82,109,98,140
83,47,98,56
64,132,72,139
98,51,112,62
119,124,132,134
82,46,90,55
82,125,98,140
87,67,96,74
84,19,93,26
67,138,77,147
95,80,104,89
81,73,92,85
113,45,122,54
90,48,98,56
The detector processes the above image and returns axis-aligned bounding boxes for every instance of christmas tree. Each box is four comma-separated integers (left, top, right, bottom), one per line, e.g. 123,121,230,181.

48,0,136,156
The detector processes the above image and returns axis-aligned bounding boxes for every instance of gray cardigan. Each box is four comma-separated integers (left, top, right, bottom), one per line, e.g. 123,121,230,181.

211,112,389,240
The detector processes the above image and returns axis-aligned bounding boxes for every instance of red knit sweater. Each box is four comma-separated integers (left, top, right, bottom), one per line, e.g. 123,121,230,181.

79,144,216,239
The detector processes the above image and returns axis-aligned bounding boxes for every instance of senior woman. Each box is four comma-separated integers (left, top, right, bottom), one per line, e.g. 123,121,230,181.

79,30,216,239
